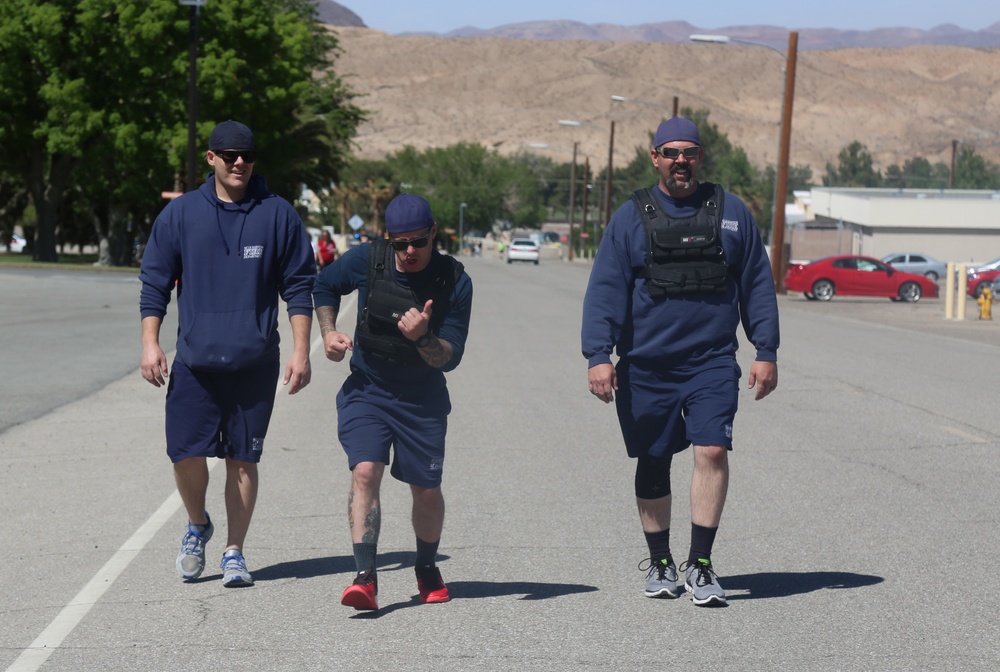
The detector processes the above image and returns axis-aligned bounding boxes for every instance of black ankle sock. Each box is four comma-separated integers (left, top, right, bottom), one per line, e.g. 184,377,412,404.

688,523,718,564
352,542,377,574
415,537,440,567
643,528,672,562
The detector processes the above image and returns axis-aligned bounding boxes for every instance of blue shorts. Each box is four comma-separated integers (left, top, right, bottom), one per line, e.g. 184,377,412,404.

164,357,279,464
336,372,450,488
614,357,740,459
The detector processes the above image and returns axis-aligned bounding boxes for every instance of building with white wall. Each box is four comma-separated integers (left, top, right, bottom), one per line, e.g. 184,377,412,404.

789,187,1000,265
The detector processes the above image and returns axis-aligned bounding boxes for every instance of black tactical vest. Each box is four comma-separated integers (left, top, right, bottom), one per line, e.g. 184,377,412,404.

356,238,463,365
631,183,729,298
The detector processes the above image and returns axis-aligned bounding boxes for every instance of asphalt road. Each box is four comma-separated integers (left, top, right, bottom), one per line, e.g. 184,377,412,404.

1,258,998,671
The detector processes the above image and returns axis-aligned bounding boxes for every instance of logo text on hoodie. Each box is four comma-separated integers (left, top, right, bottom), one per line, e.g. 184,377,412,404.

243,245,263,259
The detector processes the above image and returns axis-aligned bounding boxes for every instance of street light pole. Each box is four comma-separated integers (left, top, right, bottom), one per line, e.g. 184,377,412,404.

180,0,206,193
690,31,798,293
559,118,613,246
568,142,577,261
459,202,467,255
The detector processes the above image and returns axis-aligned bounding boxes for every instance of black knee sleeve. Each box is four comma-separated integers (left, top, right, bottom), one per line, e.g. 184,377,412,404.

634,454,672,499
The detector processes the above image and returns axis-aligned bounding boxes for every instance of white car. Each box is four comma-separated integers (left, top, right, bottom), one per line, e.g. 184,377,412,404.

507,238,540,265
4,233,26,254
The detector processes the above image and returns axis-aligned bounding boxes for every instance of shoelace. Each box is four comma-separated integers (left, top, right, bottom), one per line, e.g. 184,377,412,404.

680,560,716,587
637,558,673,580
222,554,247,573
180,530,206,556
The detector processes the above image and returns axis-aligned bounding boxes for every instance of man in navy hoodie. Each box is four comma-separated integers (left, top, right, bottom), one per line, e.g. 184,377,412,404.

139,120,315,587
582,117,779,607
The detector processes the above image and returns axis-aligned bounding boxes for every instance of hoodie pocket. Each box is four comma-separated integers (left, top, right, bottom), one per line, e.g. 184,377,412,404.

182,309,270,371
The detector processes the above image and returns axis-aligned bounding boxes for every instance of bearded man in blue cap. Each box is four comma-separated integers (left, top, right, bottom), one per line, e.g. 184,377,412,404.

582,116,780,606
313,193,474,611
140,120,316,588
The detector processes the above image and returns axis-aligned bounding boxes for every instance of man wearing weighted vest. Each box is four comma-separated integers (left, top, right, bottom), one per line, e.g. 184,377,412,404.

581,116,779,606
313,194,473,611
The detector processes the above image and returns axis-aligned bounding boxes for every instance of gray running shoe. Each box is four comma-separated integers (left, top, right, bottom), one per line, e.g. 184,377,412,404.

639,557,681,598
176,515,214,581
681,558,727,606
220,549,254,587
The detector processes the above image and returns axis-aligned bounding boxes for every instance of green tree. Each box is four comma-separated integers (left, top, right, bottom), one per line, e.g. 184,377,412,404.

390,143,545,239
823,141,883,187
0,0,365,264
883,157,950,189
953,146,1000,189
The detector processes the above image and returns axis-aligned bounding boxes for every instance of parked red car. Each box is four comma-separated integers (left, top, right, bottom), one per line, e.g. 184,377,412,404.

784,255,939,302
966,269,1000,298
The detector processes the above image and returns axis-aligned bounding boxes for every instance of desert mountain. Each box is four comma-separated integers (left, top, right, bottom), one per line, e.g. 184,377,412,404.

331,26,1000,182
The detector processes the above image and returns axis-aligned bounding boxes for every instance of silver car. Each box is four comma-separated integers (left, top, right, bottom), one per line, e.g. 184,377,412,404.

881,252,947,281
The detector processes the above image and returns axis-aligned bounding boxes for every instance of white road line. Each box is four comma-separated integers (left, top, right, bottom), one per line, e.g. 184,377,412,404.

6,294,356,672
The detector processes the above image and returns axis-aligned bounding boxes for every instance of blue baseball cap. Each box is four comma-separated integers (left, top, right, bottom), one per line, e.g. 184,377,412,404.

209,120,255,150
653,117,700,147
385,194,434,234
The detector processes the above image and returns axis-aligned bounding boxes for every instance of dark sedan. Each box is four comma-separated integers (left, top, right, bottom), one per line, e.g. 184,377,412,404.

784,255,939,303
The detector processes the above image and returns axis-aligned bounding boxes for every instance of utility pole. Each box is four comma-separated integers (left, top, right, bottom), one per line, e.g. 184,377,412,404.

180,1,206,192
567,142,578,261
602,120,614,245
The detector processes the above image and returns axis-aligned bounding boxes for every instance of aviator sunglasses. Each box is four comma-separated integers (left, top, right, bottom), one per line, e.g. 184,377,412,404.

389,234,431,251
655,146,700,160
215,150,257,164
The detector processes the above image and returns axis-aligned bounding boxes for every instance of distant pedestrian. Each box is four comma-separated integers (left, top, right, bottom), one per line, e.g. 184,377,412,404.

139,120,315,588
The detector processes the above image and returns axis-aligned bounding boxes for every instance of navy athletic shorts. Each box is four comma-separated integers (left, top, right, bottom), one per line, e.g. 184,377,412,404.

336,372,451,488
614,357,740,459
164,357,280,464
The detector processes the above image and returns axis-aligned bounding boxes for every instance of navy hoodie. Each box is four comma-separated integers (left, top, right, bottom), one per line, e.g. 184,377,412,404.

140,174,315,372
582,183,779,370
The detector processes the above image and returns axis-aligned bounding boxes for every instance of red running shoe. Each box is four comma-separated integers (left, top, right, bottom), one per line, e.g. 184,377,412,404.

341,570,378,610
415,565,451,604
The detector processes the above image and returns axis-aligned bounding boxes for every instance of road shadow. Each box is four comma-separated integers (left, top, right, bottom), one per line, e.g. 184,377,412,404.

349,579,600,619
253,550,447,582
723,571,883,601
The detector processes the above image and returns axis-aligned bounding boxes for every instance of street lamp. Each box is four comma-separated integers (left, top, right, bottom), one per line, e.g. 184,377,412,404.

559,119,615,245
180,0,207,193
459,202,466,255
610,94,679,119
527,142,579,261
690,31,799,294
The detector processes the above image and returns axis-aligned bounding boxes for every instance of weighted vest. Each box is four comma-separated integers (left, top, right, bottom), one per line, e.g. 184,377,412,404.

631,183,729,298
356,238,463,366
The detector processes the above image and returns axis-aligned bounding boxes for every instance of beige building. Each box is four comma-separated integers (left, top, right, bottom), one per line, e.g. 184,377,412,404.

788,187,1000,266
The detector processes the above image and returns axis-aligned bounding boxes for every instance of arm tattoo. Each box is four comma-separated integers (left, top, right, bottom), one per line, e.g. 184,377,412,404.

417,334,453,368
315,305,338,336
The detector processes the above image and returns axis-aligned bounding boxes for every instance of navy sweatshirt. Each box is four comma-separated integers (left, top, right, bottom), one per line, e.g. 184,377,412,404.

312,242,473,394
582,183,779,370
139,174,315,372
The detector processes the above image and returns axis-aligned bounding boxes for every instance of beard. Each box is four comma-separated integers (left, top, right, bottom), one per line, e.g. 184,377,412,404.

665,175,695,190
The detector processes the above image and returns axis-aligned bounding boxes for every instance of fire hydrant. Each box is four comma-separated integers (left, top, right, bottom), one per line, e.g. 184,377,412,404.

977,287,993,320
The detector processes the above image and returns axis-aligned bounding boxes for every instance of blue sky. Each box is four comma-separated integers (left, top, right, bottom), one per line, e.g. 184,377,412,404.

351,1,997,35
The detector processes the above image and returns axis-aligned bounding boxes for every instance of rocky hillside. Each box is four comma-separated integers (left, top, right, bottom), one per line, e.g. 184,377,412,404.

331,27,1000,180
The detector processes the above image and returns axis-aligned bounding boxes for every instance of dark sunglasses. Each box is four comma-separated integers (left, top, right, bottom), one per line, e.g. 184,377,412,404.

655,146,700,160
389,234,431,251
216,150,257,164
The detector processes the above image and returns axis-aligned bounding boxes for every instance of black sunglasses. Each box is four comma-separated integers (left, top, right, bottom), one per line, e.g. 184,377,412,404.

655,146,700,160
389,234,431,251
216,150,257,164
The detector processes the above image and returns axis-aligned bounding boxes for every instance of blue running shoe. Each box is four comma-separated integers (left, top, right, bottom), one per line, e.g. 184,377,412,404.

221,549,254,587
176,514,214,581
